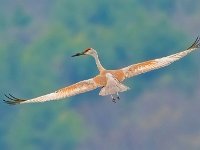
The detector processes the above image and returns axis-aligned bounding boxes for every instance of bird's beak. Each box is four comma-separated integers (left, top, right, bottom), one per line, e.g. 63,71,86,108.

71,52,85,57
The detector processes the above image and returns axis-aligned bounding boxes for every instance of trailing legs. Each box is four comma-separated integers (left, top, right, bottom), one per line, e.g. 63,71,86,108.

111,93,120,103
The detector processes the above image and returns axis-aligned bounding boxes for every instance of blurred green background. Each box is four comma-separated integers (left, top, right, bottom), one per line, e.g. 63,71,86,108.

0,0,200,149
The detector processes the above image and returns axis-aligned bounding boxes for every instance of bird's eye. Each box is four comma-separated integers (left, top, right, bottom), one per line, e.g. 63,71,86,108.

85,48,91,52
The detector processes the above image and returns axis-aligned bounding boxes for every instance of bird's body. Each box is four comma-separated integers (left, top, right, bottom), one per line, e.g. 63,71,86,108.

3,37,200,105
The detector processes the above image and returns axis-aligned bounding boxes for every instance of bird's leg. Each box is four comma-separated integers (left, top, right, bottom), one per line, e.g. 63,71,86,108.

111,95,116,103
117,92,120,100
112,99,116,103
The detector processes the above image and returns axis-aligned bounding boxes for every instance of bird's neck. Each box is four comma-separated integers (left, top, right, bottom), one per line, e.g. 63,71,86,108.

92,53,105,72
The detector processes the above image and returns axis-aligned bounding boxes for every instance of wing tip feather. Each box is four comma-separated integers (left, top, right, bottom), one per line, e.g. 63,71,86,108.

187,36,200,50
3,94,27,105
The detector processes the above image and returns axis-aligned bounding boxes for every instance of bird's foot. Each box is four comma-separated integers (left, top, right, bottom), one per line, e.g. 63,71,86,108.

111,94,120,103
112,98,116,103
111,95,116,103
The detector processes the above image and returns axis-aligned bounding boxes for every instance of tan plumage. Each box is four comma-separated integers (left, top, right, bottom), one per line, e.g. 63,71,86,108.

3,37,200,104
4,78,100,104
122,47,197,78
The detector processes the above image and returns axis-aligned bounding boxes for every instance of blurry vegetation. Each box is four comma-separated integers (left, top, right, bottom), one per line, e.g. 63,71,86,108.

12,7,31,27
5,105,85,150
0,0,200,149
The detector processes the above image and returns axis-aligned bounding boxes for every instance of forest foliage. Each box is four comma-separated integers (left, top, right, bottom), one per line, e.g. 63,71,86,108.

0,0,200,149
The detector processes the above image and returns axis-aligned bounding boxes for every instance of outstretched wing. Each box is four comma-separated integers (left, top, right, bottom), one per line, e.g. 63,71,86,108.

3,78,100,105
121,37,200,79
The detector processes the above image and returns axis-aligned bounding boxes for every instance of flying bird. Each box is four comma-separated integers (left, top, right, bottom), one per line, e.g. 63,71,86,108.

3,37,200,105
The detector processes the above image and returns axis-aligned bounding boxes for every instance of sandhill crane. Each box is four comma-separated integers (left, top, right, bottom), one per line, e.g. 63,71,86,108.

3,37,200,105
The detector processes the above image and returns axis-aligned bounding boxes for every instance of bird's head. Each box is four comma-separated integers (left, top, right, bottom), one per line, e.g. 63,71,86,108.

71,48,97,57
